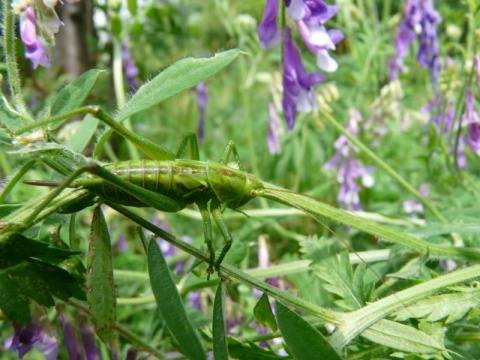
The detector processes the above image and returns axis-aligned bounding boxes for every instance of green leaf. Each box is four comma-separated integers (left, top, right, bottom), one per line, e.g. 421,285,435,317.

46,69,105,123
67,113,99,153
361,319,445,354
393,286,480,324
227,338,290,359
310,250,366,311
409,223,480,238
212,282,229,360
0,232,79,269
275,301,342,360
148,238,206,360
0,259,81,324
86,206,116,342
254,294,277,332
115,49,243,121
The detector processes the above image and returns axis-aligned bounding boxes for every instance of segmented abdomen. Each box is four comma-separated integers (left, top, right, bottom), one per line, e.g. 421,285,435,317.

77,159,210,208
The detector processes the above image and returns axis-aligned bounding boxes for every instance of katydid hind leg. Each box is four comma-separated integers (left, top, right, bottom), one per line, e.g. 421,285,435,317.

86,163,183,212
219,140,245,171
175,132,200,160
197,201,216,279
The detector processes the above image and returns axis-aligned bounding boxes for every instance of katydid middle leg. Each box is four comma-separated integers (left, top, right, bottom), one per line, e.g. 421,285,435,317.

174,132,200,160
219,140,245,171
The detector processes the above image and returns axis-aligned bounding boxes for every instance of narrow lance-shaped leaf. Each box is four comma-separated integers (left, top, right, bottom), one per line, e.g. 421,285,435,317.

361,319,445,354
212,282,229,360
275,301,342,360
87,206,117,342
148,239,206,360
115,49,242,121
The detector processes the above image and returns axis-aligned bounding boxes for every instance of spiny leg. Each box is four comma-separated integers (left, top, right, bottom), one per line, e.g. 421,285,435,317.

84,163,183,212
175,132,200,160
197,201,216,279
219,140,245,171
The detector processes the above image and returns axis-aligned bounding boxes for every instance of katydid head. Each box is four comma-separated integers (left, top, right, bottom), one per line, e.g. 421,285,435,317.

225,173,264,209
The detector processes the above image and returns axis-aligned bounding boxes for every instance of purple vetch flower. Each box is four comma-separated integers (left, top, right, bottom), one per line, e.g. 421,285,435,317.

392,0,442,84
291,2,344,72
258,0,281,49
423,95,455,134
188,291,203,312
325,109,375,210
4,319,59,360
196,82,208,143
56,306,83,359
78,315,101,360
463,87,480,156
19,6,51,69
121,40,139,90
283,26,326,130
267,103,284,154
117,233,128,252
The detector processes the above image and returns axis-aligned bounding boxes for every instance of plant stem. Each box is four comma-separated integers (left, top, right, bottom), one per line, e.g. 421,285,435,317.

257,186,480,262
112,37,140,161
2,2,32,122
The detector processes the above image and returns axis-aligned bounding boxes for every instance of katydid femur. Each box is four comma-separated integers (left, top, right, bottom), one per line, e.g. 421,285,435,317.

16,106,264,279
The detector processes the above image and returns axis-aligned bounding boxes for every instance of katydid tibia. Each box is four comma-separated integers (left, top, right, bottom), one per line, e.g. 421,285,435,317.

17,107,264,279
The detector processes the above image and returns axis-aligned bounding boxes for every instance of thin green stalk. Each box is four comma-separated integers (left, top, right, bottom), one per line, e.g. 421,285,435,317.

2,2,32,122
112,37,140,161
14,106,175,161
0,159,35,203
292,116,309,192
319,108,447,223
257,186,480,261
0,187,87,242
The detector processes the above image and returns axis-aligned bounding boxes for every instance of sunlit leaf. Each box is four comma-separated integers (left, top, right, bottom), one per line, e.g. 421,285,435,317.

275,301,342,360
148,238,206,360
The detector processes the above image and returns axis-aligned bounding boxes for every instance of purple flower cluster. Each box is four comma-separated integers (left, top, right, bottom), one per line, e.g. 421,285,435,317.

13,0,80,69
19,6,51,69
258,0,343,130
121,40,140,90
324,109,375,210
5,321,59,360
391,0,442,84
